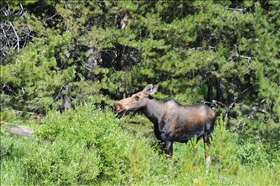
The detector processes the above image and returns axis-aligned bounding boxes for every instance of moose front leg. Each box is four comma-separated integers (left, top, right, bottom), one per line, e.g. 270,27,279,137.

164,141,173,158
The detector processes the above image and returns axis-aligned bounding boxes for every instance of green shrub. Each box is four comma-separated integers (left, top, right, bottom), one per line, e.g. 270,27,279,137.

23,104,160,185
0,134,36,185
1,104,279,185
210,115,240,176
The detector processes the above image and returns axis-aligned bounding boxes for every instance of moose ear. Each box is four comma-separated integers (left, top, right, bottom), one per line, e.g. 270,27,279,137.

143,84,153,92
148,84,159,95
143,84,159,95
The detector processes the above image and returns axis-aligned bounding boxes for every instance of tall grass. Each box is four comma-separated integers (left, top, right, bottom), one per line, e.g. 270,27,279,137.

1,104,279,185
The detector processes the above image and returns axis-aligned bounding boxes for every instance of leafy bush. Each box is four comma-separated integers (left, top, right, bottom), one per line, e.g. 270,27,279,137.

1,104,279,185
0,133,37,185
22,104,160,185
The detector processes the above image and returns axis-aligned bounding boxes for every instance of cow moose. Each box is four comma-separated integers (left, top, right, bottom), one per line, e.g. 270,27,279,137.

115,84,216,161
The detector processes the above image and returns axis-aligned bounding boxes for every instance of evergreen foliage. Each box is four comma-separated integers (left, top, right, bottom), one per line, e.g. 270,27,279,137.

1,0,279,184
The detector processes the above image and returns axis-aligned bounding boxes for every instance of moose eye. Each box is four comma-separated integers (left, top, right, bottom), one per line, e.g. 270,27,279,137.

135,96,139,101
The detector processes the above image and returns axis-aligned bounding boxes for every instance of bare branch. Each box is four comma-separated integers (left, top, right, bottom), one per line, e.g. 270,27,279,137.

0,3,31,63
228,8,247,13
9,22,20,51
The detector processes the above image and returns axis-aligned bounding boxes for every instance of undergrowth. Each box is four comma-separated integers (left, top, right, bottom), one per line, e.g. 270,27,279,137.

1,104,279,185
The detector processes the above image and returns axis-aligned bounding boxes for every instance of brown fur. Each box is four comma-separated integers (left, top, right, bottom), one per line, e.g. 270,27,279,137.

115,84,216,159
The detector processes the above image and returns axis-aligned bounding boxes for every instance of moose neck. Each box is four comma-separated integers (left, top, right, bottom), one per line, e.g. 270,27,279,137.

141,98,164,125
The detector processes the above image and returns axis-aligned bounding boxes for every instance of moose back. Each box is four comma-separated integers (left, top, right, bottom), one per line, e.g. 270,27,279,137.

115,84,216,158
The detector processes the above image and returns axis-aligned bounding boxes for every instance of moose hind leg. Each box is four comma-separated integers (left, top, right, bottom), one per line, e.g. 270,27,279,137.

204,118,215,174
206,119,215,134
203,134,211,157
204,134,211,147
203,134,211,175
204,119,214,151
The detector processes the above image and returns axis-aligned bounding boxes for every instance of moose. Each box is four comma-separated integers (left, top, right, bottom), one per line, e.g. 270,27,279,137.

115,84,216,161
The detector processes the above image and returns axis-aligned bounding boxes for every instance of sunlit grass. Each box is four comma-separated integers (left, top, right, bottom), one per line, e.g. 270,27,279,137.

1,105,279,185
